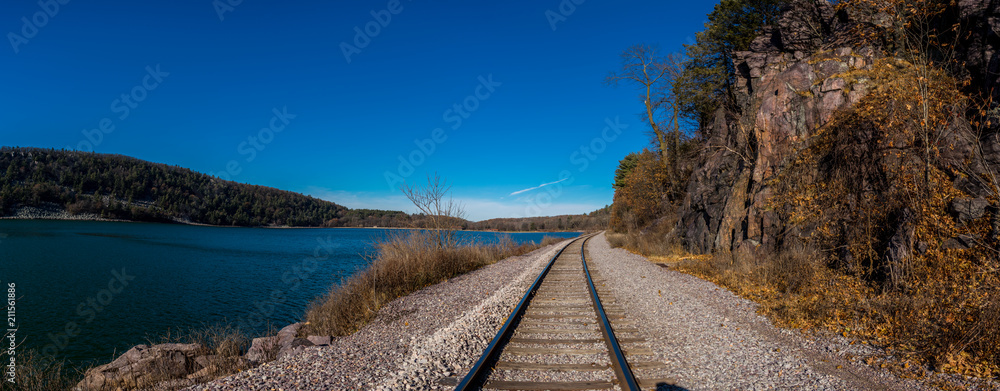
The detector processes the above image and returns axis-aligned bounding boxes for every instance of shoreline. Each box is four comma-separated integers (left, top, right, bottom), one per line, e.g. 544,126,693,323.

0,204,134,223
0,209,587,234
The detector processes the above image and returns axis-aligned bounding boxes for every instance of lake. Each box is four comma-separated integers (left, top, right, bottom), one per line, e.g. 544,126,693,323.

0,220,579,368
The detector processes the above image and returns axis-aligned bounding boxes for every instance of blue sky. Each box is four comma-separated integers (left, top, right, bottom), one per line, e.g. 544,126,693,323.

1,0,716,221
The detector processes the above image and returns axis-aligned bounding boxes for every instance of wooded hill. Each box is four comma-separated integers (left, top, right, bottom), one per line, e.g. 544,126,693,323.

0,147,604,230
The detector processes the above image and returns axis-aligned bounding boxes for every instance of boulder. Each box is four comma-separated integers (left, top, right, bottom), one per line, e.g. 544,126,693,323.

943,234,980,250
276,322,302,343
949,197,990,223
280,338,316,358
76,343,206,390
307,335,332,346
274,322,315,358
244,323,328,364
245,336,280,364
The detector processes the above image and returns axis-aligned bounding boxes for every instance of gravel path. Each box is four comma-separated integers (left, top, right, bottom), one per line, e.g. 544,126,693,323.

186,240,564,391
586,232,931,391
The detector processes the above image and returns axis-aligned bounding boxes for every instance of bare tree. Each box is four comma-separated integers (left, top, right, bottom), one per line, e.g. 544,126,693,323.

605,44,687,198
401,173,466,247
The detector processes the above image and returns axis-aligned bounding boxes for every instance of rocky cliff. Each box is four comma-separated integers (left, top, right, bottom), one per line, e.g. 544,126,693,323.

672,0,1000,258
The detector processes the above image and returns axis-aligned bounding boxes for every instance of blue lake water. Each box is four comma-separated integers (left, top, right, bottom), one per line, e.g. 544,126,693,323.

0,220,579,368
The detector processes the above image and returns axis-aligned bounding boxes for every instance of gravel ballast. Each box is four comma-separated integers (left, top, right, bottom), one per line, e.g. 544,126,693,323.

586,233,931,391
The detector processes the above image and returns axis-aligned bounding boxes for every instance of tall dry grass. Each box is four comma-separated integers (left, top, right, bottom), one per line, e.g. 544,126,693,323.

148,322,254,379
301,230,545,336
606,218,680,262
0,350,78,391
675,247,859,329
675,245,1000,379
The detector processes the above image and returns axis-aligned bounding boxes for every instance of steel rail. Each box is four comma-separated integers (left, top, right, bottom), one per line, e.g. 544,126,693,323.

581,234,641,390
454,235,583,391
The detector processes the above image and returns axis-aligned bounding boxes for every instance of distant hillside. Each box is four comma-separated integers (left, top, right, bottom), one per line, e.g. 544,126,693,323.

0,147,354,227
468,206,609,232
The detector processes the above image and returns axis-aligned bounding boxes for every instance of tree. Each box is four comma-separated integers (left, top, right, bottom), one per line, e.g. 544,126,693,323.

675,0,788,125
606,44,687,199
401,173,466,247
613,153,640,189
610,149,668,232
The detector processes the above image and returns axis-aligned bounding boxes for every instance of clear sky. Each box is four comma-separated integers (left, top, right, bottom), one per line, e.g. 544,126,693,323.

1,0,716,221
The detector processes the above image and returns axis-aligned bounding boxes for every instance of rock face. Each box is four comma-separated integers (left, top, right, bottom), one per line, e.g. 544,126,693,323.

679,41,880,253
955,0,1000,109
950,197,991,223
673,0,1000,256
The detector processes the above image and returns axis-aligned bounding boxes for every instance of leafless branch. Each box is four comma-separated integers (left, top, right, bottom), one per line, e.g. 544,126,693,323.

400,173,466,247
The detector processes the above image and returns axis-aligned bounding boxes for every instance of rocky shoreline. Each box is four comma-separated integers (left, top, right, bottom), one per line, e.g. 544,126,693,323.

0,203,124,222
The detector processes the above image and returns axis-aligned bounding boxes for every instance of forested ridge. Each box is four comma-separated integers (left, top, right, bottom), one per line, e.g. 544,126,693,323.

0,147,350,226
0,147,605,230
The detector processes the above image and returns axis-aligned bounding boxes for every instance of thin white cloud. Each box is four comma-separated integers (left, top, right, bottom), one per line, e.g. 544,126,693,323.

459,199,603,221
508,178,569,197
303,186,602,222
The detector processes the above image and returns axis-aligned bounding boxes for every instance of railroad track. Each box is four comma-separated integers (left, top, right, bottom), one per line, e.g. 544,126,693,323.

447,234,671,391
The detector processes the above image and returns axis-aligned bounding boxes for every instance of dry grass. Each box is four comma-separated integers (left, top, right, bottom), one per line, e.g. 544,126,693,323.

150,323,254,379
606,217,680,261
0,350,79,391
1,322,270,391
675,247,868,330
301,230,544,336
675,246,1000,379
540,235,567,247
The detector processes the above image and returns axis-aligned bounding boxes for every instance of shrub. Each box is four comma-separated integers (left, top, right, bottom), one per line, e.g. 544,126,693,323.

610,149,668,232
301,231,540,336
759,56,999,376
0,350,78,391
